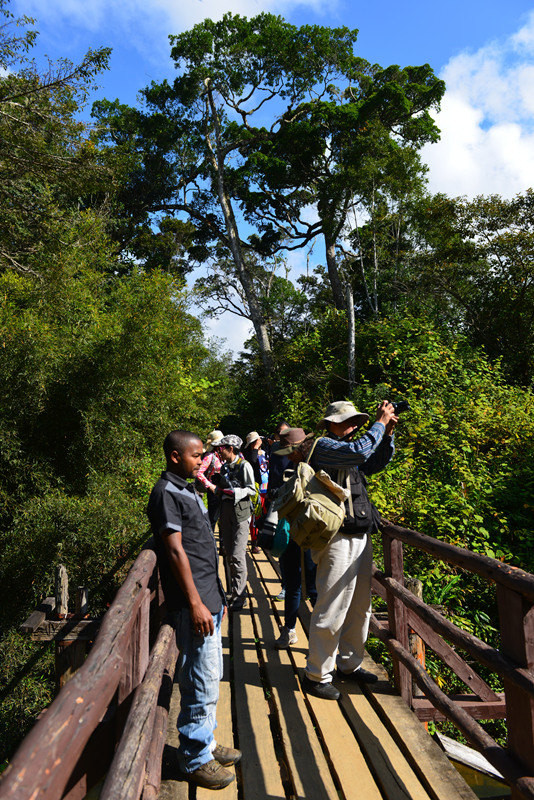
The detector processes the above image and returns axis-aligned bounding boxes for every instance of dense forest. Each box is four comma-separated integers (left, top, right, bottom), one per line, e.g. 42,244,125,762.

0,0,533,764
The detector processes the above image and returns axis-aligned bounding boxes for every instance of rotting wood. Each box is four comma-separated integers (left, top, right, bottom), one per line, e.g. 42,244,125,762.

20,596,56,633
56,564,69,618
100,623,176,800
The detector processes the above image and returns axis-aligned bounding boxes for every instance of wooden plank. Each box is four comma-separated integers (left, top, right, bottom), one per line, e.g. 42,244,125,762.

20,597,56,633
197,604,238,800
231,590,286,800
30,619,99,641
248,561,341,800
357,653,478,800
412,695,506,722
251,550,381,800
339,683,432,800
158,684,189,800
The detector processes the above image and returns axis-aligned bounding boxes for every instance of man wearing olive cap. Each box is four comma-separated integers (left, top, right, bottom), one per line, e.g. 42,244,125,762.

301,400,398,700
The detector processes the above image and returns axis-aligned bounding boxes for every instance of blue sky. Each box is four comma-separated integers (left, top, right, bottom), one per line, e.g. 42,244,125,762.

10,0,534,352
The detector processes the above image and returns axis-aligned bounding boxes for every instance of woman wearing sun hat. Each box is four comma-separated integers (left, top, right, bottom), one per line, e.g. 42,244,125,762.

196,429,224,529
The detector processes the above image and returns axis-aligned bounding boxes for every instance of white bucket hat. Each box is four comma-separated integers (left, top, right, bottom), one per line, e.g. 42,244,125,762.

320,401,369,429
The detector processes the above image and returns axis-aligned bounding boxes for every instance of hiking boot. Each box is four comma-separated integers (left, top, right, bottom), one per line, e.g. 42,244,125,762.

183,759,235,789
274,588,285,601
336,667,378,684
212,743,242,766
302,675,340,701
275,626,298,649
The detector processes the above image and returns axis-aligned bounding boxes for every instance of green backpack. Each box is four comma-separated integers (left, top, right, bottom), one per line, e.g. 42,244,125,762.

272,439,349,551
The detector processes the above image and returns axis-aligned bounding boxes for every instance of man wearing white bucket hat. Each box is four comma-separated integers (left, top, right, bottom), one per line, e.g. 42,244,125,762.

301,400,398,701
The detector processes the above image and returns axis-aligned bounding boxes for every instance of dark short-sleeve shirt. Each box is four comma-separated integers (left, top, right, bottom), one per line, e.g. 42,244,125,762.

146,470,225,614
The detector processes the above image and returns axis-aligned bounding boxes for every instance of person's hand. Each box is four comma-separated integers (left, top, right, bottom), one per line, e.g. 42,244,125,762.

190,602,215,636
376,401,398,431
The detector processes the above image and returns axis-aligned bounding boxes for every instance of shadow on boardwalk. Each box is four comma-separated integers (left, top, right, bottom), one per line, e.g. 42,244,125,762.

159,545,476,800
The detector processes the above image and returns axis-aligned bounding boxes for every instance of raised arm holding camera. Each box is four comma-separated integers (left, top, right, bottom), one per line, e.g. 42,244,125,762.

301,399,398,700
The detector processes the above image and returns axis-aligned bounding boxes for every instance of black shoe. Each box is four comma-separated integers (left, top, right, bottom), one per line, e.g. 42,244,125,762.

336,667,378,684
302,675,340,700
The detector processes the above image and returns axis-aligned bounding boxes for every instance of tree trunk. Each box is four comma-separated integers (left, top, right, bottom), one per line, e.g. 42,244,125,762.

204,80,275,393
324,235,345,310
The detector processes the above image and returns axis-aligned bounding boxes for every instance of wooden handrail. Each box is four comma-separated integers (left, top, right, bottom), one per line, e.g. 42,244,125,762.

381,520,534,601
0,549,158,800
378,520,534,800
373,567,534,698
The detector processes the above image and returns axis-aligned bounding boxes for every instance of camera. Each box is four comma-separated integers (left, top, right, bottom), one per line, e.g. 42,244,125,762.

392,400,410,415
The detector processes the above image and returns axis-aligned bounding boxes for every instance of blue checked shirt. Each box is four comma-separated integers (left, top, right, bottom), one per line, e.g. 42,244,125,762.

312,422,395,476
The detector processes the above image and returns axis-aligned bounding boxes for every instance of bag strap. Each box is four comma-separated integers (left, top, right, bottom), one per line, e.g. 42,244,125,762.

305,437,322,465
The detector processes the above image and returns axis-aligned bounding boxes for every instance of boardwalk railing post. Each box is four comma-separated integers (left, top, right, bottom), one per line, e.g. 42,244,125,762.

497,585,534,799
382,532,412,705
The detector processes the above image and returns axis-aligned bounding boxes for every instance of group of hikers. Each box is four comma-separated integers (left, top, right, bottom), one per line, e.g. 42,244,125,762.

146,399,399,789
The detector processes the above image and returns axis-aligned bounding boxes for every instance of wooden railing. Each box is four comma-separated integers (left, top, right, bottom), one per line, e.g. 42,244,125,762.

374,520,534,800
0,545,178,800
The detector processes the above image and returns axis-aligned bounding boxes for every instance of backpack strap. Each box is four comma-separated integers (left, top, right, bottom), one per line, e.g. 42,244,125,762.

310,437,354,517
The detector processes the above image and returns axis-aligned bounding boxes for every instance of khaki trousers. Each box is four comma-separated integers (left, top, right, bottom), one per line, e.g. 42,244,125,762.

305,531,372,684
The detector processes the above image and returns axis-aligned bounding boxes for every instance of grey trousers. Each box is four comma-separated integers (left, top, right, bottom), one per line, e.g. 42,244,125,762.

219,501,250,606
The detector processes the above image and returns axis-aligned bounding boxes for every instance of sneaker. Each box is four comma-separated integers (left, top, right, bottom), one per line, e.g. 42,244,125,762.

212,743,242,766
275,626,298,649
183,759,235,789
274,588,285,601
302,674,340,701
336,667,378,684
251,545,261,554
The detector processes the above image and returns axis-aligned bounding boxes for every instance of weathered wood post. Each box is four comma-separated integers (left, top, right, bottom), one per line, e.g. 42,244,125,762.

382,532,412,704
497,586,534,799
406,577,425,699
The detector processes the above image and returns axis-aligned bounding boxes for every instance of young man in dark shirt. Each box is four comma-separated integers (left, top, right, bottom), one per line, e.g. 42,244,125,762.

147,429,241,790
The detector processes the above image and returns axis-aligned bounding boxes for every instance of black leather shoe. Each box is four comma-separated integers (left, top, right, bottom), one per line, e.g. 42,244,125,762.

336,667,378,684
302,675,340,700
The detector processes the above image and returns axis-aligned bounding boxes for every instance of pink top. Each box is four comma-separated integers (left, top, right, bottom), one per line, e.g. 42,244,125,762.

196,450,223,492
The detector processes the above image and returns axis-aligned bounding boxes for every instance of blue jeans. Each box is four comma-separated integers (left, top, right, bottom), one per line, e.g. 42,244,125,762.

280,539,317,630
173,606,223,772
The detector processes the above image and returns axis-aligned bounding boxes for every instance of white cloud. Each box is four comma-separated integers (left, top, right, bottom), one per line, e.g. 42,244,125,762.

422,11,534,198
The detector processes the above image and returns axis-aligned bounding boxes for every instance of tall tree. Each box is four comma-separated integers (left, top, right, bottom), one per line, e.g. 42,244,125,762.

92,12,444,386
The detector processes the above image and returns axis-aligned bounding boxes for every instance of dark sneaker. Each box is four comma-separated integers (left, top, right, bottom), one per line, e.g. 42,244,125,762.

212,743,242,766
336,667,378,684
302,675,340,700
184,759,235,789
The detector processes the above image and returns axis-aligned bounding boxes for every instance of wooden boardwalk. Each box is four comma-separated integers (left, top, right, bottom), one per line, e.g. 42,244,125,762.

159,545,477,800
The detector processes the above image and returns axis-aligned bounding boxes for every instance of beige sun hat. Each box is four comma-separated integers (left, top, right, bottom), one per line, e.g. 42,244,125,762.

319,401,369,429
205,429,224,452
245,430,261,447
